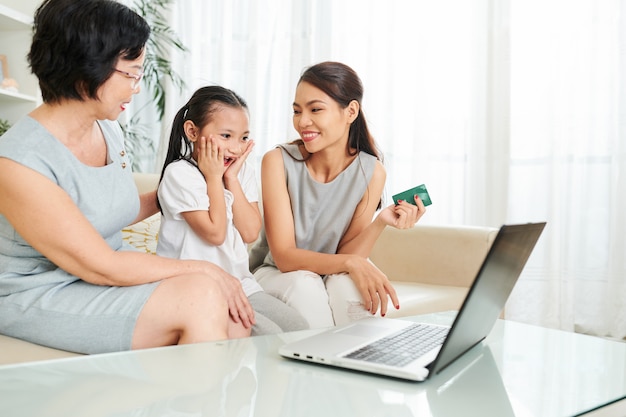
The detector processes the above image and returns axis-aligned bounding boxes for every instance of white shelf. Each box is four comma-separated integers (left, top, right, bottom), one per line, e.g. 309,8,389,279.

0,1,39,124
0,4,32,28
0,87,37,102
0,0,38,19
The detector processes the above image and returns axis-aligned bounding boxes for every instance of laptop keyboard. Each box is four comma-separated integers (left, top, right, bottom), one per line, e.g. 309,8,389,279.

344,323,449,367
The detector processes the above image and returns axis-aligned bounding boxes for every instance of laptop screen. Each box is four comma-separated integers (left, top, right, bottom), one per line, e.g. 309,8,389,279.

428,222,546,376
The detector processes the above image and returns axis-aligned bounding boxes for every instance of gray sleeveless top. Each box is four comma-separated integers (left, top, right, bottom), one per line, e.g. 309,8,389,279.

250,143,377,271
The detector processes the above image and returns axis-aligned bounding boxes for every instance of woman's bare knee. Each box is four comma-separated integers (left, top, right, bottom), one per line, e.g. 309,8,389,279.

132,275,229,349
228,318,251,339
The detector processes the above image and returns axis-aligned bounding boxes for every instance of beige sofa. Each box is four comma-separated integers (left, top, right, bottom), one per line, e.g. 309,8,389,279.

0,173,497,366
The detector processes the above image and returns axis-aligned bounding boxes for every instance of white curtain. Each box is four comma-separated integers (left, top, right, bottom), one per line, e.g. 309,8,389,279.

505,0,626,339
147,0,625,339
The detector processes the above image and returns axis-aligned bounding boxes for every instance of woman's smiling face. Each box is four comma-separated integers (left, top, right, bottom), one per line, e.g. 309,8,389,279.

292,81,353,154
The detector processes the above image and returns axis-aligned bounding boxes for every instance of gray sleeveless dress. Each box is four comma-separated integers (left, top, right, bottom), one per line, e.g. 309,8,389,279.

249,143,377,271
0,116,159,354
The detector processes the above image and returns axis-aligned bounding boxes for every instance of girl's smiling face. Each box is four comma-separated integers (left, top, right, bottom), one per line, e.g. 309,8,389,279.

187,105,250,167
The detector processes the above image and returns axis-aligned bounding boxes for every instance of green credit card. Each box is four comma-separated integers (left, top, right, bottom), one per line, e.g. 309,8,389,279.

392,184,432,206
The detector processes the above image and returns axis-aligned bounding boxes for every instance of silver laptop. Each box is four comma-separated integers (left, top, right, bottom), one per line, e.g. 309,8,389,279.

279,222,546,381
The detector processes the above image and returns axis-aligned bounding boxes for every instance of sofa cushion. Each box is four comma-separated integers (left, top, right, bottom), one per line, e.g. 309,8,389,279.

371,224,497,288
385,282,468,319
121,213,160,255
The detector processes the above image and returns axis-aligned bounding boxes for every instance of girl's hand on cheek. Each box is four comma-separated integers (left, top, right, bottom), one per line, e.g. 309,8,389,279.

224,140,255,180
198,135,225,180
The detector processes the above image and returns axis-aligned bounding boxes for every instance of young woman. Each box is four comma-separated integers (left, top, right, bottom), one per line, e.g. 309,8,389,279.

0,0,253,354
157,86,308,335
251,61,426,328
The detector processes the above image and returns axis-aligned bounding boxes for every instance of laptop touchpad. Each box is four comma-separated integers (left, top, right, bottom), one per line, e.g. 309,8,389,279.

335,324,389,338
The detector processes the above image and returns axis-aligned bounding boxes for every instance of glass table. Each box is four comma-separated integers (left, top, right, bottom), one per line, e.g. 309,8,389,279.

1,312,624,416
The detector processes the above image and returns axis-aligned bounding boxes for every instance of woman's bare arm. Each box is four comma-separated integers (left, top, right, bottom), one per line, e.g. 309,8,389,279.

0,158,223,286
335,161,387,257
131,189,159,225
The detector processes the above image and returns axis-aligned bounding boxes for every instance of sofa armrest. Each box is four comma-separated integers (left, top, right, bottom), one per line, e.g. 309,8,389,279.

370,224,498,288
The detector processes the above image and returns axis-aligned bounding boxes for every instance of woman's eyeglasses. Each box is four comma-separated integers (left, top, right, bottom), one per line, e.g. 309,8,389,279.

114,68,144,90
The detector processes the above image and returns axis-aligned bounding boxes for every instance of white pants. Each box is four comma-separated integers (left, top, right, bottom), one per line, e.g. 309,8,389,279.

254,266,374,328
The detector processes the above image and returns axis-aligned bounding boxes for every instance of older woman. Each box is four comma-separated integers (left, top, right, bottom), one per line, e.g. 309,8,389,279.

0,0,254,354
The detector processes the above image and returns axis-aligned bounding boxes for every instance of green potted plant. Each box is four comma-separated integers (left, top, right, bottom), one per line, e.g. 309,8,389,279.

0,119,10,136
123,0,187,171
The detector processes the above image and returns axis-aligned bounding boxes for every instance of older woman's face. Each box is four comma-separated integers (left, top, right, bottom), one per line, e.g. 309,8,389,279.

96,51,145,121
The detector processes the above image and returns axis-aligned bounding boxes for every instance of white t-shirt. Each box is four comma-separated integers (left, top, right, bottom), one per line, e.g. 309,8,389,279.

156,159,262,296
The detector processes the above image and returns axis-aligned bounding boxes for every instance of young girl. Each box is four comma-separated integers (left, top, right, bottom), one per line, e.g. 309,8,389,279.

251,62,426,328
157,86,308,335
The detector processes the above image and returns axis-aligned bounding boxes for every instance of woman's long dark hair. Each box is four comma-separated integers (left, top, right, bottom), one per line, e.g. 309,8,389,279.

157,86,248,210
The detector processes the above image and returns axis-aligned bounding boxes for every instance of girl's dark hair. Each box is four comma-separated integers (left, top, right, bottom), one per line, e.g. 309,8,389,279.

159,86,248,184
297,61,382,160
28,0,150,103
